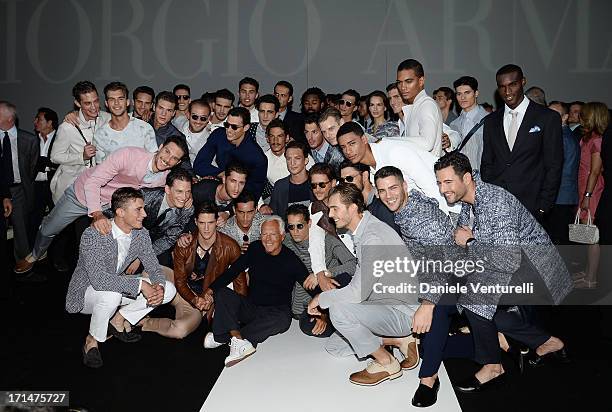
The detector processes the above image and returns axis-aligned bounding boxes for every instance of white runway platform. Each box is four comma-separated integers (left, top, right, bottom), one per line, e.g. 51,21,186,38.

203,321,461,412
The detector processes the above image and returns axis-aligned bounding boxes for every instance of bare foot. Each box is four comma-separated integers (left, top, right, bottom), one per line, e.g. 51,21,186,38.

536,337,564,357
475,364,504,384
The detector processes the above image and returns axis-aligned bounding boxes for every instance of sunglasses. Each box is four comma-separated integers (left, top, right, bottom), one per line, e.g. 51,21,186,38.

176,95,190,100
243,234,249,242
224,121,243,130
339,99,354,107
287,223,305,231
191,114,209,121
310,181,330,189
338,175,356,183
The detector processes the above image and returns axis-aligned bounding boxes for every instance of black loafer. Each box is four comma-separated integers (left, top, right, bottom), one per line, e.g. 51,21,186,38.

82,346,103,368
412,377,440,407
506,345,530,374
529,347,570,367
107,323,142,343
454,373,505,393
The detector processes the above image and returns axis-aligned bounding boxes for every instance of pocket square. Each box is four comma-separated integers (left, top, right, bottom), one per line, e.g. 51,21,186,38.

529,126,541,133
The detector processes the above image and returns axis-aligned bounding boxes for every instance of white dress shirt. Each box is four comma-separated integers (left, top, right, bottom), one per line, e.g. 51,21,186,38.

369,138,459,215
111,220,132,273
181,122,210,164
1,125,21,183
401,89,444,157
503,96,530,139
35,130,56,181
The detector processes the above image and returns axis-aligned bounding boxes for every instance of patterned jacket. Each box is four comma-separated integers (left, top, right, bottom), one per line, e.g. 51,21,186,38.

456,174,573,319
66,226,165,313
393,190,457,304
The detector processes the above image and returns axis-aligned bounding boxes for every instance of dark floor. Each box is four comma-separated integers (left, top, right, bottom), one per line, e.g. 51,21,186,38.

2,248,612,412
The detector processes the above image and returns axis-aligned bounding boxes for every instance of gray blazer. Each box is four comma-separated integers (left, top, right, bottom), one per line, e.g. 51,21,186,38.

65,226,166,313
457,174,573,320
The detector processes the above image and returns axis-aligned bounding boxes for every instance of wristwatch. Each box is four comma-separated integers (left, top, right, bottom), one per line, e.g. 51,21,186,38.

466,237,476,247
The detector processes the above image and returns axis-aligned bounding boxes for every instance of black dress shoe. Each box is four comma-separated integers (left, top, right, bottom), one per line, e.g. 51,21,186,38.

107,323,142,343
529,347,570,367
506,345,530,374
412,378,440,407
454,373,506,393
82,346,103,368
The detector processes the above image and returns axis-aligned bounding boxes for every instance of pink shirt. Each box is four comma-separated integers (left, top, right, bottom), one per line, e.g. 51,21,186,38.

73,147,168,215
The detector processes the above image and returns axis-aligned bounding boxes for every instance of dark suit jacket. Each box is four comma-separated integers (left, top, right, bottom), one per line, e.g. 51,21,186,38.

480,100,563,215
16,129,40,210
269,176,314,218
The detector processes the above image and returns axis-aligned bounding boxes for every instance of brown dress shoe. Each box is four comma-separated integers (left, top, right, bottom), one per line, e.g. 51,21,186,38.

399,336,419,370
349,358,402,386
14,258,35,274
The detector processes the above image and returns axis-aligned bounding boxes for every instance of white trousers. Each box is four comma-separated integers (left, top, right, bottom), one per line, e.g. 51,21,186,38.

81,278,177,342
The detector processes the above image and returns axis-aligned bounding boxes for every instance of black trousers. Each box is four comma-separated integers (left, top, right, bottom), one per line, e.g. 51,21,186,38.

212,287,292,346
29,181,54,246
464,306,550,364
544,204,576,245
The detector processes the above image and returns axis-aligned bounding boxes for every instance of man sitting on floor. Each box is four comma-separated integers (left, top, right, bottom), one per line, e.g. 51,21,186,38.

283,204,357,338
202,216,310,367
308,184,419,386
65,187,176,368
142,202,247,340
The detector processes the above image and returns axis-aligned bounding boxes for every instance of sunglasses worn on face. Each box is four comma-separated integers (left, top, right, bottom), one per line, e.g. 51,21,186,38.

287,223,305,231
311,181,330,189
191,114,209,121
176,95,190,100
224,121,243,130
338,175,355,183
339,99,354,107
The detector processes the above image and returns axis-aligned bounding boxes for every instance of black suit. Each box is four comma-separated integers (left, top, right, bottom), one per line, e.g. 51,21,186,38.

281,110,306,144
5,128,39,259
481,100,563,218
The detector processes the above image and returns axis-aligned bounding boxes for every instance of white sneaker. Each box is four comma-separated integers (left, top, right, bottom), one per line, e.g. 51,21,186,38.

203,332,223,349
224,337,256,367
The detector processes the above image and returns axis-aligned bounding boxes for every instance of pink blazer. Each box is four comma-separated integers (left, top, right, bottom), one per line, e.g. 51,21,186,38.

73,147,168,215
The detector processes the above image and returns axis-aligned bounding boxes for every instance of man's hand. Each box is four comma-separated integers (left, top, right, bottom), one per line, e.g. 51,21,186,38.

92,211,112,235
311,313,329,336
140,109,152,122
307,294,321,316
141,281,163,306
259,205,273,215
454,225,473,247
3,198,12,217
412,302,435,334
83,143,96,161
185,195,194,209
193,296,209,311
240,240,250,253
441,133,451,150
177,233,193,248
303,273,318,290
64,111,80,127
317,272,340,292
125,258,141,275
217,211,230,227
203,288,214,308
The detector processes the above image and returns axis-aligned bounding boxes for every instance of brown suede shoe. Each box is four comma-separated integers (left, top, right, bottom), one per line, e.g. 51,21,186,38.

399,336,419,370
349,358,402,386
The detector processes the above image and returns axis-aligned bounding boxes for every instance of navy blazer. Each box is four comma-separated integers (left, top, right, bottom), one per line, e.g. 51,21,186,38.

480,100,563,215
193,127,268,200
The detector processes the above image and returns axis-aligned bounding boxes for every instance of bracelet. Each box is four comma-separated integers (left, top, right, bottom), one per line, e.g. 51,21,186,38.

465,237,475,247
584,192,592,198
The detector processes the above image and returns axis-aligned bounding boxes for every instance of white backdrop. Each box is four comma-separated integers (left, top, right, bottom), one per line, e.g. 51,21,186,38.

2,0,611,121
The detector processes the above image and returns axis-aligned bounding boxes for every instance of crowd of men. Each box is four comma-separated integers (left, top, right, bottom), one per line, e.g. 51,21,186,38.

2,57,610,408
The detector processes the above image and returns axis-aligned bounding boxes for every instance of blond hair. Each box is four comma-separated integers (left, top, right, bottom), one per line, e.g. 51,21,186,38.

581,102,609,137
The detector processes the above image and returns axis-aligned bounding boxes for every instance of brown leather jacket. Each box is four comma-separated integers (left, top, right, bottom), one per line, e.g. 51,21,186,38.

173,231,248,314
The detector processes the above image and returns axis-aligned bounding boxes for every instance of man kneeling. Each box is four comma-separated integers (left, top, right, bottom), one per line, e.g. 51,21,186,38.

65,187,176,368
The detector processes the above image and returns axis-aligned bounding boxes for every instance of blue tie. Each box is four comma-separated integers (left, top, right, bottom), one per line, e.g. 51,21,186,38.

2,131,14,185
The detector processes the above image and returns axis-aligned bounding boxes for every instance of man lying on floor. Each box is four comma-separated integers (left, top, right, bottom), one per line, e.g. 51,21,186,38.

65,187,176,368
202,215,313,367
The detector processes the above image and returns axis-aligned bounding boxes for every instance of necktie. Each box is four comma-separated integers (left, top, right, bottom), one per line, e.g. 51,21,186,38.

2,131,14,185
507,111,519,151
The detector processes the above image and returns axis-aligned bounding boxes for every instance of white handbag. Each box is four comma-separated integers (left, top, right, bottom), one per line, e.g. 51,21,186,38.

569,209,599,244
